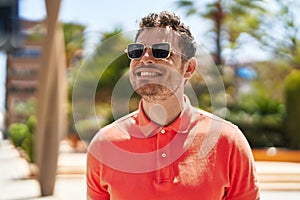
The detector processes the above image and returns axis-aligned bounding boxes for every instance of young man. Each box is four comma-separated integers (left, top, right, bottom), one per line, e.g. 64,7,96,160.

86,11,260,200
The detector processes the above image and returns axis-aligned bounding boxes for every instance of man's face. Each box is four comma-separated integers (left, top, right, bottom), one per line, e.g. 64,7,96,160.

129,27,187,102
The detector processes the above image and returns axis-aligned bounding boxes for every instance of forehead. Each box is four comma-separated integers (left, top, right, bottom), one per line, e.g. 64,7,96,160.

136,27,181,47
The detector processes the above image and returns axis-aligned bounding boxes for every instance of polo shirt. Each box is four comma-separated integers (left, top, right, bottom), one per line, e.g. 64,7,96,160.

87,97,260,200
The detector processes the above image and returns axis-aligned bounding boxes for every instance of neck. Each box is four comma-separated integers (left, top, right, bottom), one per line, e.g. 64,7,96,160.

142,94,184,126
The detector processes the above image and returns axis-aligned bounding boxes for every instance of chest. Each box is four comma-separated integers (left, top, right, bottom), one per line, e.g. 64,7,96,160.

101,137,229,200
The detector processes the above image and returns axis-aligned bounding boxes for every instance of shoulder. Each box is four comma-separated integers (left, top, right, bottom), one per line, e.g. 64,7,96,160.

191,107,251,155
87,111,138,150
87,111,140,166
192,107,241,137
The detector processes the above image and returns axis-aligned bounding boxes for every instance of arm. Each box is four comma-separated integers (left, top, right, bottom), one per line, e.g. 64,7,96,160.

86,147,110,200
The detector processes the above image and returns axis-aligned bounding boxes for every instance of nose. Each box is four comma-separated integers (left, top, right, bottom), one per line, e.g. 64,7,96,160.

140,47,154,64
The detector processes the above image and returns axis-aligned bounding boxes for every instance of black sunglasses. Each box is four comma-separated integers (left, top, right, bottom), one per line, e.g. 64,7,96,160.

125,43,172,59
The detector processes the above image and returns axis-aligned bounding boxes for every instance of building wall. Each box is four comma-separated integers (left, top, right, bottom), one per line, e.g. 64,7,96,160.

5,19,45,125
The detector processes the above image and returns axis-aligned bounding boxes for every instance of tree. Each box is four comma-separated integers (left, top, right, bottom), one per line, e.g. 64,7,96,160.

61,22,86,146
63,23,86,67
72,28,131,103
258,0,300,68
175,0,266,69
284,70,300,149
95,28,131,100
71,28,133,140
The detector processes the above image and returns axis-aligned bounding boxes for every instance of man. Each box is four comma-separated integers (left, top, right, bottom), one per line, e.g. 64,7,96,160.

86,11,260,200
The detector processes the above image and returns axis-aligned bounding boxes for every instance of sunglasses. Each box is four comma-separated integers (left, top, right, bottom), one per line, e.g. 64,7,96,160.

125,42,172,60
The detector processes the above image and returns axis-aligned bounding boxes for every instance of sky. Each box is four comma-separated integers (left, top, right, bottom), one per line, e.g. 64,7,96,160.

0,0,268,126
19,0,205,36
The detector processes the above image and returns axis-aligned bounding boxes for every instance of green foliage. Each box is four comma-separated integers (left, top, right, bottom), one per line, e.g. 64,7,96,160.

253,61,292,101
63,22,86,67
26,24,45,42
8,123,30,147
63,23,85,49
27,115,37,133
97,54,130,92
238,94,285,116
69,28,134,141
284,70,300,149
13,98,35,116
75,28,131,103
75,118,101,142
226,90,287,148
8,115,36,162
221,60,297,148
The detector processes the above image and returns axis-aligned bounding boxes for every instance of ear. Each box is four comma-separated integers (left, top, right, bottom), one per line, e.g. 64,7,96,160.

183,57,197,79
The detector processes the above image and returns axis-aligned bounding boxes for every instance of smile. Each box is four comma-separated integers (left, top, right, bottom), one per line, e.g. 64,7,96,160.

137,71,162,77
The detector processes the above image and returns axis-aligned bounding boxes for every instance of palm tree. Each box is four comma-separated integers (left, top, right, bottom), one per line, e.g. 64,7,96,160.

175,0,266,69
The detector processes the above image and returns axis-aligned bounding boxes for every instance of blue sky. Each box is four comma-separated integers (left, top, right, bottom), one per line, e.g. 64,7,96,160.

19,0,204,35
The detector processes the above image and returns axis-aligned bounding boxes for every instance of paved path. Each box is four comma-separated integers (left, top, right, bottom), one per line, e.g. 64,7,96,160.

1,139,300,200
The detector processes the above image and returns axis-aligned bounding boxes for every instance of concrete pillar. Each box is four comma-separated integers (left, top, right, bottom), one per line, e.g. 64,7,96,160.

34,0,67,196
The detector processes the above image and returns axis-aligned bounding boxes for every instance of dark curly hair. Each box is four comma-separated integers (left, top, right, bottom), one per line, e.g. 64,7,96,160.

136,11,197,60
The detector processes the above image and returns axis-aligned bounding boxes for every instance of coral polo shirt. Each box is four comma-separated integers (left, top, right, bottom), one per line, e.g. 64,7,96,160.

87,98,260,200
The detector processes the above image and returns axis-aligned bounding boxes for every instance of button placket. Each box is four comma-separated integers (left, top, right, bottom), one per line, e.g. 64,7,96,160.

157,130,168,161
156,128,172,183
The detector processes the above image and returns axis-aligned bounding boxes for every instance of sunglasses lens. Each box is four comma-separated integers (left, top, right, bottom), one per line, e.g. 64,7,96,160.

127,44,144,59
152,43,170,58
127,43,171,59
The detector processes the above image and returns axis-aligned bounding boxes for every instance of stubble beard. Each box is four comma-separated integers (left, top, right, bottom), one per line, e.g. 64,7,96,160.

133,75,183,103
130,64,184,103
136,84,177,102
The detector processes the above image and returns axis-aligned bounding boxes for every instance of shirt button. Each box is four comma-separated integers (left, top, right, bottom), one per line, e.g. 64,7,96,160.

161,153,167,158
160,129,166,134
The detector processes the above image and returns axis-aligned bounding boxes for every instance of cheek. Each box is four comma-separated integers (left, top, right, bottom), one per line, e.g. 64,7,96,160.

170,55,184,68
129,60,138,69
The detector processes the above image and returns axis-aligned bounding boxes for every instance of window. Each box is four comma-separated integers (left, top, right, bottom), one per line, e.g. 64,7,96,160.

11,47,41,58
7,67,38,76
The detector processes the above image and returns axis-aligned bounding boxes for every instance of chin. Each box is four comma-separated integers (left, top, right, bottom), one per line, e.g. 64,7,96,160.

136,88,174,103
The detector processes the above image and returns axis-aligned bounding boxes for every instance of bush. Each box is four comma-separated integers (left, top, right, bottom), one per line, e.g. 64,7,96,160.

284,70,300,149
7,115,36,162
8,123,30,147
226,93,287,148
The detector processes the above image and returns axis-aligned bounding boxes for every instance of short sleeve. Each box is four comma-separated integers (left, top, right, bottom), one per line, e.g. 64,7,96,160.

86,144,110,200
225,128,260,200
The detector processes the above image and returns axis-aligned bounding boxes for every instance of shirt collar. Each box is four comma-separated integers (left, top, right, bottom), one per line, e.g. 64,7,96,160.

135,95,194,136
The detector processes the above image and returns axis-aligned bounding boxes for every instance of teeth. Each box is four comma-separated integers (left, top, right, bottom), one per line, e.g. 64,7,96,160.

140,71,159,76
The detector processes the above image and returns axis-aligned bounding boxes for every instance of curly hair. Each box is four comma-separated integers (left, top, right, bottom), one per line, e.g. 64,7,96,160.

136,11,197,60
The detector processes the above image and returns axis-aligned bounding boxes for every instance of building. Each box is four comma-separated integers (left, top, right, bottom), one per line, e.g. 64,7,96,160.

5,19,46,126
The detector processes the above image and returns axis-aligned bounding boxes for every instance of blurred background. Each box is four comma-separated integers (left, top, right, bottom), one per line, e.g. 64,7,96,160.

0,0,300,199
